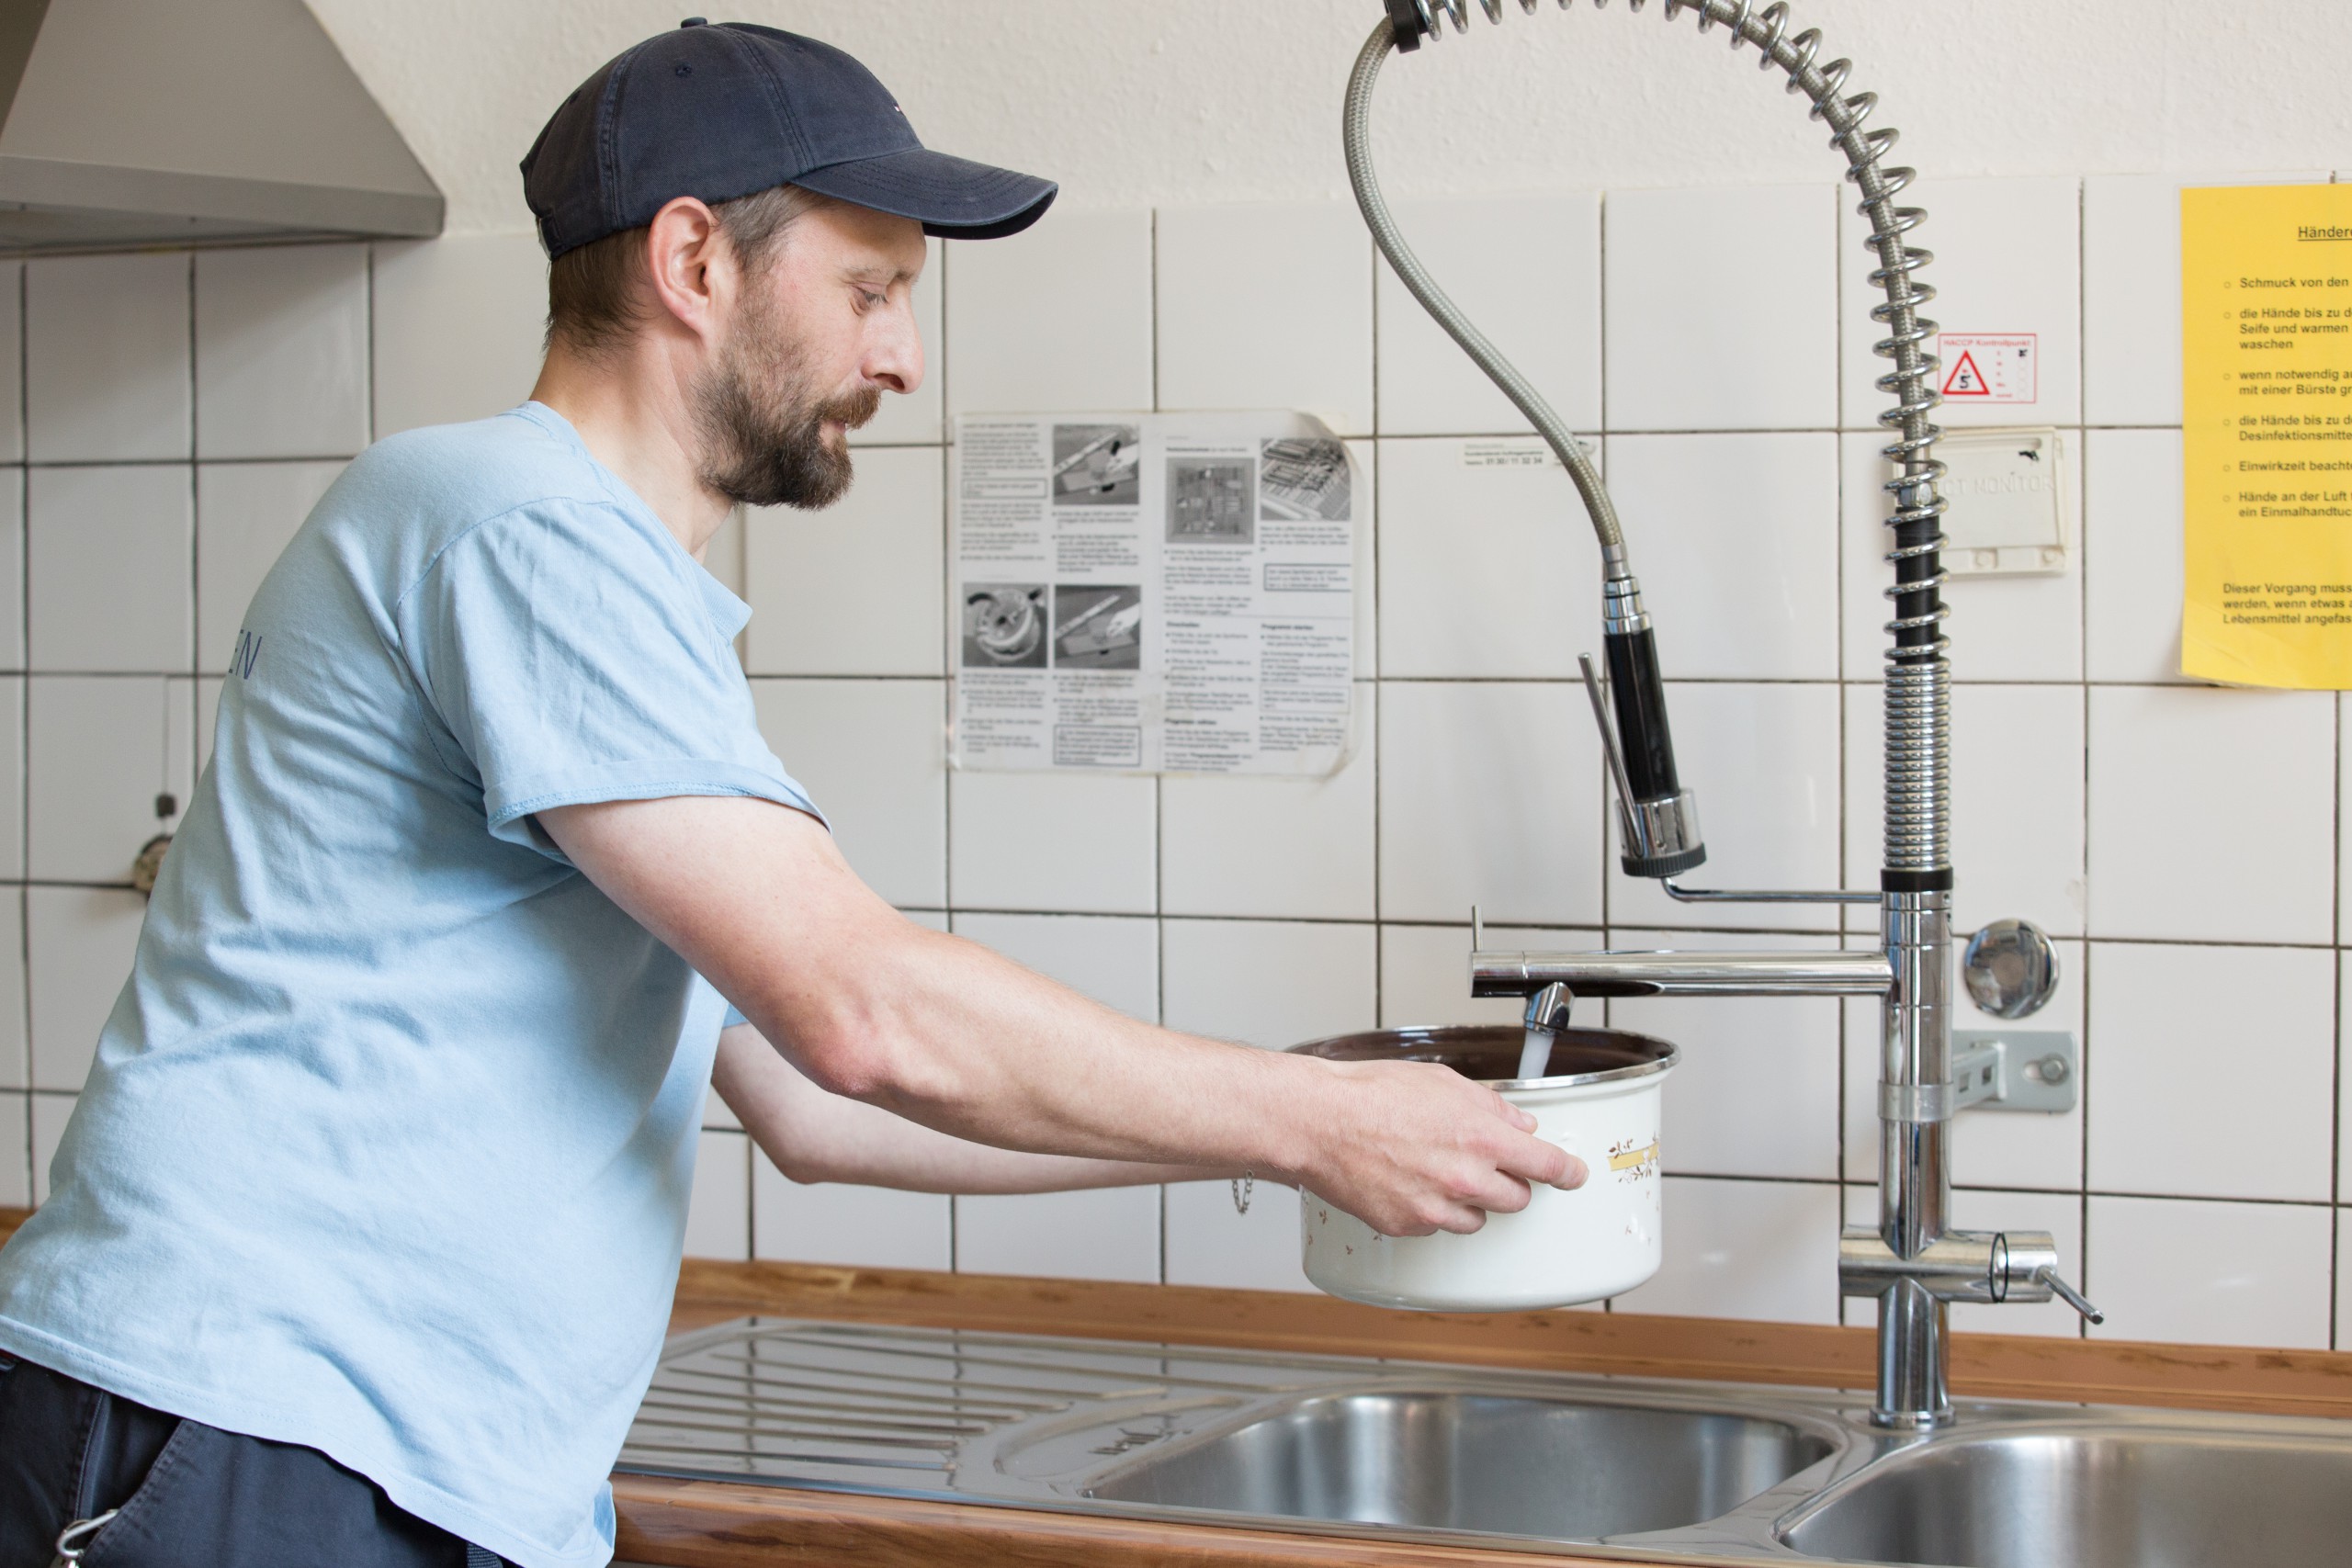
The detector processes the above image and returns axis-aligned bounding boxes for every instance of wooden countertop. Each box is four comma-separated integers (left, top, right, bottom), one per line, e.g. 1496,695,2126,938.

9,1209,2350,1565
625,1257,2352,1566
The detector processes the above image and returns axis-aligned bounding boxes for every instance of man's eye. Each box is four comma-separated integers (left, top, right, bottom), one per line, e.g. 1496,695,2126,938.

857,289,888,310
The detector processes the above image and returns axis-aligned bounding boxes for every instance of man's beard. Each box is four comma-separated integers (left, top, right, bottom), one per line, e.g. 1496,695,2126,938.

691,297,881,510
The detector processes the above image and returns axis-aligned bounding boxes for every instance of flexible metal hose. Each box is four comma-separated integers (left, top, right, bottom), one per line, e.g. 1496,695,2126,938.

1348,0,1950,874
1342,28,1624,556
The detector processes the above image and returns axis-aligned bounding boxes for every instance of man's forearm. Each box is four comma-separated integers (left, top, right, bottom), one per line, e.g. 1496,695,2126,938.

715,1025,1245,1193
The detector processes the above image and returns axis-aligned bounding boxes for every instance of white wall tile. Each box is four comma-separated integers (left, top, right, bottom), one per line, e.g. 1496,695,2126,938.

1378,682,1602,926
0,261,20,463
2083,174,2328,428
752,1147,951,1270
0,1091,26,1207
1609,682,1844,932
1845,683,2086,939
684,1129,751,1260
1161,919,1376,1050
1860,937,2086,1193
1611,930,1840,1181
2083,428,2188,683
1950,1189,2086,1339
947,912,1159,1022
1602,434,1840,680
27,887,143,1094
1376,193,1601,437
194,245,368,459
1160,687,1374,919
196,676,223,776
749,678,945,908
945,212,1152,416
0,680,19,879
2088,942,2333,1204
1613,1177,1841,1325
743,446,944,676
2087,1195,2331,1348
1164,1179,1309,1293
955,1185,1161,1282
28,467,193,673
1375,437,1600,679
30,1092,73,1206
26,253,190,462
29,678,184,884
195,462,340,673
1378,922,1589,1030
1605,185,1837,433
0,473,22,670
1841,432,2083,682
949,772,1156,915
370,234,547,439
857,237,943,446
1156,203,1373,434
1345,437,1379,677
2341,1209,2351,1351
1843,177,2080,429
0,894,21,1091
2086,685,2333,944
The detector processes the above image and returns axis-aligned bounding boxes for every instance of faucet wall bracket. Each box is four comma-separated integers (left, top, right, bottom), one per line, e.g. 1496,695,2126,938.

1950,1030,2076,1114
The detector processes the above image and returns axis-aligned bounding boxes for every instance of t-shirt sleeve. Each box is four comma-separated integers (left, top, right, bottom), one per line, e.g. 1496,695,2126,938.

400,500,818,855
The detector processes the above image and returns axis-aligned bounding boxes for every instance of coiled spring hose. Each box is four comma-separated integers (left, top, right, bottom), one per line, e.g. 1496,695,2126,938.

1345,0,1951,885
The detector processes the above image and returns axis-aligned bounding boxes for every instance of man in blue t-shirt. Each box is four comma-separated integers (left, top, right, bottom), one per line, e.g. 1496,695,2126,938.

0,23,1581,1568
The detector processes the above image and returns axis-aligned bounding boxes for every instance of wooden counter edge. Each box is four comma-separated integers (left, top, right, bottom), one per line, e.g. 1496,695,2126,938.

612,1474,1702,1568
671,1257,2352,1420
0,1207,22,1247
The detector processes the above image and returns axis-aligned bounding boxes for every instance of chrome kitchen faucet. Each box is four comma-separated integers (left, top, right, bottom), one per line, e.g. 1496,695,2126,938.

1348,0,2098,1427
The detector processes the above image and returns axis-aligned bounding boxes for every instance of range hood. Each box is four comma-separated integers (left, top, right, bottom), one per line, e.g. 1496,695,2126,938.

0,0,442,253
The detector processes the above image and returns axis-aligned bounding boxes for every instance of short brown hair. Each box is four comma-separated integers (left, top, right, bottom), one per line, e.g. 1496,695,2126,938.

545,184,838,355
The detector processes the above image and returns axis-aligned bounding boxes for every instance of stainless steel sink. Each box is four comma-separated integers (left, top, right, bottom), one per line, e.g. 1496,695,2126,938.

617,1318,2352,1566
1087,1391,1833,1540
1778,1427,2352,1568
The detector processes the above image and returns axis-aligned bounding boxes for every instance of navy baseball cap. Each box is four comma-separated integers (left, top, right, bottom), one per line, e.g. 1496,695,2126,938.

522,18,1057,259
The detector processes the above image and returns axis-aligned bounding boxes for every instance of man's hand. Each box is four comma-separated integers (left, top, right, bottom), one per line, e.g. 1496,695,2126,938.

539,795,1584,1234
1306,1059,1578,1235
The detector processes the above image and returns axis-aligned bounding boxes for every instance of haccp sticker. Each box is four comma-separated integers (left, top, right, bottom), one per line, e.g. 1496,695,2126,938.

1939,333,2038,403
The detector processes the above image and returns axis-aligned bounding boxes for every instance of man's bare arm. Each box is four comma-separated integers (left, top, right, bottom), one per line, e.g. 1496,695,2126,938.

716,1024,1234,1192
541,795,1581,1235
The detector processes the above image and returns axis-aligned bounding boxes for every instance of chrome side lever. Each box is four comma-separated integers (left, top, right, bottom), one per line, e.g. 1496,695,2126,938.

2036,1265,2105,1325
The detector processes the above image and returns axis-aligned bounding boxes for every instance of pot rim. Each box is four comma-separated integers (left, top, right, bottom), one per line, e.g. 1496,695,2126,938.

1286,1022,1679,1091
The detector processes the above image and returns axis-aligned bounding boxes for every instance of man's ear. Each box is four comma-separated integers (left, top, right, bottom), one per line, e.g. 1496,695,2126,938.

645,196,729,344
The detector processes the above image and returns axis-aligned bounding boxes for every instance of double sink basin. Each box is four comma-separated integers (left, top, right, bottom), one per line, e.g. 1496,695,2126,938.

617,1317,2352,1567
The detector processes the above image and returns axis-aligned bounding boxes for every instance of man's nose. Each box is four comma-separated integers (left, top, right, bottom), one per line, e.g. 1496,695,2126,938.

867,296,925,398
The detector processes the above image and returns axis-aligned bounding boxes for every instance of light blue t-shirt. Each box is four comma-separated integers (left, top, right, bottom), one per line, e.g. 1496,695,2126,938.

0,403,817,1568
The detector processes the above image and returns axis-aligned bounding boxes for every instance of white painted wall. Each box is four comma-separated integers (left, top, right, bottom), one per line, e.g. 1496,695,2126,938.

306,0,2352,237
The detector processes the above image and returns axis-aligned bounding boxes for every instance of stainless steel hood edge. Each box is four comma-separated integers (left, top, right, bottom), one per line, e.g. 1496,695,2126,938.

0,0,444,253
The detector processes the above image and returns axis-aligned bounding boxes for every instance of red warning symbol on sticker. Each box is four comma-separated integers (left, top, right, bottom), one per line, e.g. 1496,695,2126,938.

1936,333,2037,404
1943,350,1990,397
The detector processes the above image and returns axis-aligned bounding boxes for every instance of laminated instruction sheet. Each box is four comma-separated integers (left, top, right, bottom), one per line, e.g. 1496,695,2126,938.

2181,183,2352,687
950,412,1356,773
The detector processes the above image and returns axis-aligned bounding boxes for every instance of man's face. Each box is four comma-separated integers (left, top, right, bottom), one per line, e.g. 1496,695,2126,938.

692,200,927,509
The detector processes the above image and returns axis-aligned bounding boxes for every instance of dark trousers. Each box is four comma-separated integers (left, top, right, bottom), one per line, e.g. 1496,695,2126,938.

0,1351,504,1568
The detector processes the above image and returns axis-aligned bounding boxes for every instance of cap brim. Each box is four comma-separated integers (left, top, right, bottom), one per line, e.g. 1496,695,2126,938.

793,147,1057,241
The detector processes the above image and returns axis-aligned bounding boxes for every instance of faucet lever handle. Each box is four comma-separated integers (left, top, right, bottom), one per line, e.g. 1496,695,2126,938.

2035,1264,2105,1325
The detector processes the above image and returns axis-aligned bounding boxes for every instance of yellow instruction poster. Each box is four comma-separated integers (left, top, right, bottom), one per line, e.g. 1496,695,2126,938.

2182,184,2352,687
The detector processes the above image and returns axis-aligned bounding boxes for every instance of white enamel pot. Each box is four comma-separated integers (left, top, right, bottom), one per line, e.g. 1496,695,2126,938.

1291,1024,1677,1313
